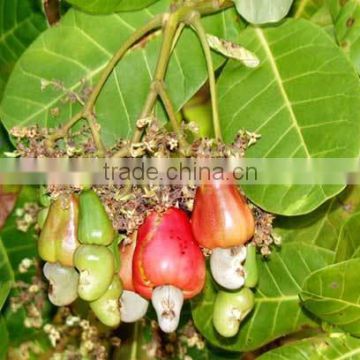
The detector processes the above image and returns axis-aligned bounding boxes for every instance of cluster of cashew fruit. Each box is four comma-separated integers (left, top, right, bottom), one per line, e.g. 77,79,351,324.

37,177,257,338
192,176,258,337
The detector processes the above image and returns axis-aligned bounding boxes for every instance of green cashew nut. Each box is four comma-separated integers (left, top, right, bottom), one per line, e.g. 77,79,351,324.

244,244,258,288
213,288,255,338
43,262,79,306
78,190,115,246
74,245,115,301
37,207,49,230
90,275,122,327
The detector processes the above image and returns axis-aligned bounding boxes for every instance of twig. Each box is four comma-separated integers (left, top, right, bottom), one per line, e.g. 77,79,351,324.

113,12,180,158
190,13,223,141
47,14,164,152
156,80,190,153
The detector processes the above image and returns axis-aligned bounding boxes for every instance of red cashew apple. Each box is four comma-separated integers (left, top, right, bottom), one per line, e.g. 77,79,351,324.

191,174,255,249
191,174,256,290
133,207,206,332
118,233,149,323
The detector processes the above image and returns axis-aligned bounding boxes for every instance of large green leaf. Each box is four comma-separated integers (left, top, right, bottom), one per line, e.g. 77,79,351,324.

301,258,360,336
292,0,325,19
327,0,360,73
0,316,9,360
0,0,47,100
275,186,360,260
258,334,360,359
335,212,360,262
291,0,334,34
0,187,52,346
0,239,13,311
0,2,241,147
218,19,360,216
66,0,159,14
191,243,331,352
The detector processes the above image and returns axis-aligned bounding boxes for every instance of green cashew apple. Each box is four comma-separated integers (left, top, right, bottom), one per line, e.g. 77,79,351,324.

213,288,255,337
90,275,122,327
38,194,80,267
244,244,258,288
74,245,115,301
37,207,49,230
78,190,115,246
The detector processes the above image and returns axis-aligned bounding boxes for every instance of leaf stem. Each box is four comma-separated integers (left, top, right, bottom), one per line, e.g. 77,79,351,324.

190,13,223,141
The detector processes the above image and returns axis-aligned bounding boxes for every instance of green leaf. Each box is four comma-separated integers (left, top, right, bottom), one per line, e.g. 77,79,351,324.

0,316,9,360
0,2,241,147
0,0,47,100
301,258,360,336
257,334,360,359
335,212,360,262
0,187,53,346
191,243,331,352
0,240,13,310
233,0,294,24
291,0,334,34
275,186,360,260
218,19,360,216
1,187,39,283
66,0,159,14
292,0,325,19
327,0,360,73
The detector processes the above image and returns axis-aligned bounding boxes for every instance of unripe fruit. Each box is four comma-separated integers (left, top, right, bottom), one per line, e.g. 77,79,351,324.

191,175,255,249
133,208,205,300
210,246,247,290
74,245,115,301
120,290,149,323
38,194,80,267
213,288,255,338
133,208,205,333
90,275,122,327
37,207,49,230
39,186,51,207
244,244,258,288
43,262,79,306
78,190,115,246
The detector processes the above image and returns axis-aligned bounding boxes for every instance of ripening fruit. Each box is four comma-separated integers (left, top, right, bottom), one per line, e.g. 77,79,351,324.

38,194,80,267
118,234,137,292
90,275,122,327
43,262,79,306
133,208,205,332
213,288,255,337
78,190,115,246
74,245,115,301
191,175,255,249
118,233,149,323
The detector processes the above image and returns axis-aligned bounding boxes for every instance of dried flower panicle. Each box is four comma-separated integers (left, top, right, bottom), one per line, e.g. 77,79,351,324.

16,202,40,232
252,206,279,256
